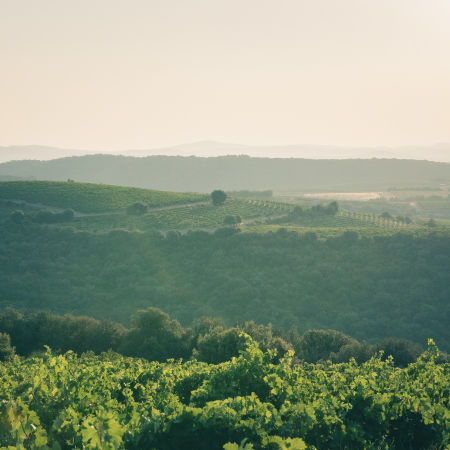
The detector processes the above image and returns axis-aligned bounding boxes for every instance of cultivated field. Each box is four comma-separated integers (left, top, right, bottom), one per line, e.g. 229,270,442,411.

0,181,207,213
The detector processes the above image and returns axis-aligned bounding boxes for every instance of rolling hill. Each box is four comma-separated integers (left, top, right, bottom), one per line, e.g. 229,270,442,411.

0,219,449,351
0,180,207,213
0,180,411,234
0,180,448,352
1,155,450,193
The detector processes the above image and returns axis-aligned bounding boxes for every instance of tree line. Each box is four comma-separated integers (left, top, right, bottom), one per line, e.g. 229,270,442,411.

1,307,445,367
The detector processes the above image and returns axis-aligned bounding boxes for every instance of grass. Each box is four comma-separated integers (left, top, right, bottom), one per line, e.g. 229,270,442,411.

0,181,207,212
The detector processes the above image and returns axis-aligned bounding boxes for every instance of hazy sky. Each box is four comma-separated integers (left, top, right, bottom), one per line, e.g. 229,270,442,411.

1,0,450,150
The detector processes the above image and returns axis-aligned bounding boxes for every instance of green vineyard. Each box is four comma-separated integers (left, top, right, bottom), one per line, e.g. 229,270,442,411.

0,181,207,213
68,199,293,232
0,338,448,449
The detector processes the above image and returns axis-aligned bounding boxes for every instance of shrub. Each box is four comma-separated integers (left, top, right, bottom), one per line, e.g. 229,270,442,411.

0,332,15,361
9,210,25,224
126,202,148,215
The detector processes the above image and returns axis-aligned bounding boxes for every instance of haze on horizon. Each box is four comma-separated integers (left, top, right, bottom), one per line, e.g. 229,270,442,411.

1,0,450,153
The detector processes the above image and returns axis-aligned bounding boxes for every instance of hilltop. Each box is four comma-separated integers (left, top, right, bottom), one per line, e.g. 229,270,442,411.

1,155,450,192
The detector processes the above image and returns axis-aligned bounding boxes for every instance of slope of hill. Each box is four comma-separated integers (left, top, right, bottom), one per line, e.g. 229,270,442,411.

65,198,292,232
0,180,207,213
0,219,449,351
0,180,411,233
1,155,450,192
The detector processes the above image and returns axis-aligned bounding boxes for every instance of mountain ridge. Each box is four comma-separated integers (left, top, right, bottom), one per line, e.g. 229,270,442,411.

1,141,450,163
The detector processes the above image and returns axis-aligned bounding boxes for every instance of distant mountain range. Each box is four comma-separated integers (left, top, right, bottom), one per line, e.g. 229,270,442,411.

123,141,450,162
1,141,450,163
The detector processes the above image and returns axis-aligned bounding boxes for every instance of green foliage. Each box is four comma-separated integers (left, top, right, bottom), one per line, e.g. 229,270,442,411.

0,332,14,361
228,190,274,200
0,308,126,356
9,209,25,224
126,202,148,215
119,307,193,361
296,329,358,363
1,222,449,351
0,339,448,449
2,306,435,368
195,328,248,364
0,180,207,212
212,190,227,206
224,215,242,226
33,208,74,223
58,198,291,233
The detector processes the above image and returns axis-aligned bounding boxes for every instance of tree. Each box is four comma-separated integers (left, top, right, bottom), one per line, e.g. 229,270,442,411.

0,332,15,361
194,327,246,363
119,307,192,361
193,316,225,338
126,202,148,215
377,338,422,367
9,210,25,224
223,215,242,226
211,190,227,206
34,210,56,223
326,201,339,215
62,209,75,221
296,329,357,363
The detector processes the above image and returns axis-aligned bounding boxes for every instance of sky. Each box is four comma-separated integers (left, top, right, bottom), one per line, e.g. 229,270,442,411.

1,0,450,151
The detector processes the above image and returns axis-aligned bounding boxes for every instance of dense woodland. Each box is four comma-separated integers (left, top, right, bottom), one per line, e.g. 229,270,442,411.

0,219,449,351
1,155,450,191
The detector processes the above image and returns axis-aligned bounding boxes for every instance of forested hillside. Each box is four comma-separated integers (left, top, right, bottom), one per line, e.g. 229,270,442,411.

1,219,449,351
1,155,449,191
